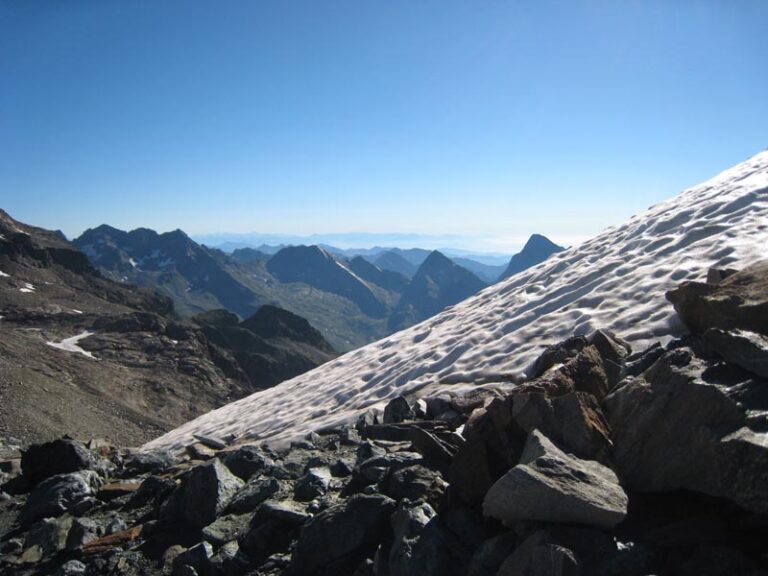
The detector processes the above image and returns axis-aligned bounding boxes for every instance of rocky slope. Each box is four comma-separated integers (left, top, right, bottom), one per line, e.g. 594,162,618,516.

0,212,334,446
145,150,768,452
2,261,767,575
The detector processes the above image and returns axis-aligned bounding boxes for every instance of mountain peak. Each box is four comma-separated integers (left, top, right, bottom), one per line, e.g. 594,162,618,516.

500,234,565,280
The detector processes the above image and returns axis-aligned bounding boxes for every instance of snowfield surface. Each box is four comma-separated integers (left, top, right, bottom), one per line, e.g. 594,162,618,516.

46,331,96,359
145,151,768,453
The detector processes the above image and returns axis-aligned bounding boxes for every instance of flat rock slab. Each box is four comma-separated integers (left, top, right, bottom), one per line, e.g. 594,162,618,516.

483,430,627,529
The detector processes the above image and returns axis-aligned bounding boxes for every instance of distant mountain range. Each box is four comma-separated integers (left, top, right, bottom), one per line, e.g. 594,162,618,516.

71,224,564,351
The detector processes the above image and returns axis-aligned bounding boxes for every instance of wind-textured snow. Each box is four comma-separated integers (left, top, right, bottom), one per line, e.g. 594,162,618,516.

145,151,768,453
46,331,96,359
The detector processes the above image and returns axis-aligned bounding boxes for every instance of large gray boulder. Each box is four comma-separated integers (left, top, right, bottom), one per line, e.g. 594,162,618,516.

20,470,102,526
239,501,311,564
290,494,396,576
482,430,627,529
702,328,768,378
161,459,244,528
666,261,768,336
603,347,768,513
21,438,94,487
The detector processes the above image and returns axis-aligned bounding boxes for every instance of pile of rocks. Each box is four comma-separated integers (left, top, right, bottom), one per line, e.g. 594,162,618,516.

1,262,767,576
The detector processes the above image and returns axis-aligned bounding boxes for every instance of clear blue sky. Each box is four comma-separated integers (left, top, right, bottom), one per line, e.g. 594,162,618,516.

1,1,766,251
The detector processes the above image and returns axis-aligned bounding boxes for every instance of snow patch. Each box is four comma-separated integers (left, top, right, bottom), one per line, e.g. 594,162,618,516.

0,270,9,278
19,283,36,293
71,309,83,315
128,258,138,268
144,150,768,454
46,331,96,360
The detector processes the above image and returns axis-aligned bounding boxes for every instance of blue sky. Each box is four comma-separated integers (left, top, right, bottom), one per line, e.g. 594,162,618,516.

1,1,766,252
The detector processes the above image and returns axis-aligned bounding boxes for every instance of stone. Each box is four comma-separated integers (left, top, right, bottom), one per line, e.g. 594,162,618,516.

220,446,273,481
589,329,631,388
294,467,331,501
161,459,244,528
355,451,423,485
122,450,176,476
20,470,103,526
624,342,665,377
603,347,768,513
408,427,461,469
209,540,251,576
666,260,768,336
239,501,311,564
702,328,768,378
511,391,613,464
22,516,73,560
202,513,252,546
556,345,611,401
172,542,213,576
290,494,396,576
532,335,589,378
387,500,472,576
384,464,446,502
227,477,280,513
21,438,94,486
57,560,87,575
482,430,628,529
496,530,581,576
383,396,414,424
67,517,104,550
466,533,518,576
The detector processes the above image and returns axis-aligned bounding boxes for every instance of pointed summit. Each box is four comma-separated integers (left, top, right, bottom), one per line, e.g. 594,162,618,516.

499,234,565,280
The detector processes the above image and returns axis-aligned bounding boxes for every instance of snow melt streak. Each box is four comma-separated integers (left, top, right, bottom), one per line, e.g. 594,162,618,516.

145,152,768,452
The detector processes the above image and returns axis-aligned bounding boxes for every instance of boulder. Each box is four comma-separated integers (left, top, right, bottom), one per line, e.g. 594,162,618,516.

161,459,244,528
466,533,518,576
122,450,176,476
172,541,213,576
496,530,581,576
294,467,331,501
384,464,446,502
387,500,472,576
702,328,768,378
383,396,415,424
239,501,311,564
21,516,73,562
220,445,273,481
556,345,611,401
20,470,102,526
531,336,588,378
666,260,768,336
482,430,627,529
603,347,768,513
202,514,252,546
589,329,631,388
227,477,280,513
290,494,396,576
21,438,94,486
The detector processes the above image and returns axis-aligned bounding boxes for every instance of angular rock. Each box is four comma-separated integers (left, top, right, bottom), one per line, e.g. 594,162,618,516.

384,464,446,502
220,445,273,481
290,494,396,576
466,533,518,576
387,500,471,576
239,501,311,564
383,396,415,424
122,450,176,476
603,347,768,513
294,467,331,501
532,336,589,378
227,477,280,513
496,530,581,576
666,260,768,336
21,438,94,486
589,329,631,388
702,328,768,378
20,470,103,526
556,345,611,401
172,541,213,576
22,516,73,561
161,459,244,528
202,513,252,546
483,430,627,528
355,451,423,485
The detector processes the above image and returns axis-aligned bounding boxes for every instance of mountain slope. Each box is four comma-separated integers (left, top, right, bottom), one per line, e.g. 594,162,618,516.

499,234,565,280
347,256,409,293
146,150,768,452
373,251,418,278
451,257,507,283
266,245,388,317
388,250,486,330
73,226,260,318
0,211,335,445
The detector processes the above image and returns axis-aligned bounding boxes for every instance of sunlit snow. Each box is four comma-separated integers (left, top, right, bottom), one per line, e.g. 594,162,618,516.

46,331,96,360
145,151,768,453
